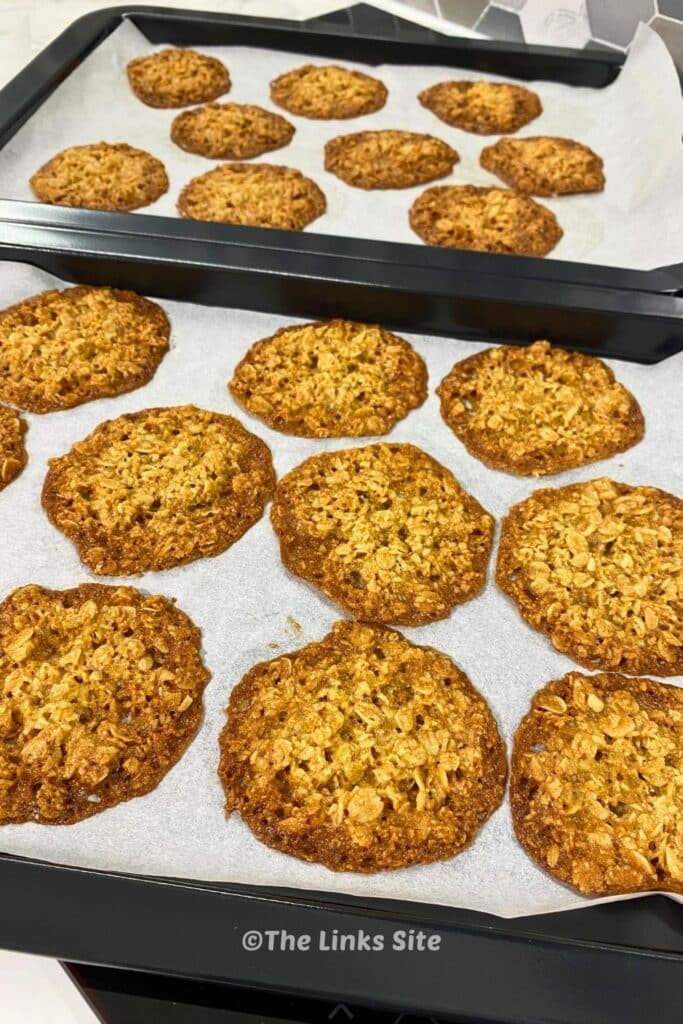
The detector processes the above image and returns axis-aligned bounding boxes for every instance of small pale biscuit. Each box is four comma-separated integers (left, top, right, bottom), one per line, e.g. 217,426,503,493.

419,80,542,135
480,136,605,196
229,319,427,437
511,672,683,897
270,64,387,119
219,619,506,872
324,130,458,190
0,404,27,492
127,48,230,108
171,103,295,160
30,142,168,212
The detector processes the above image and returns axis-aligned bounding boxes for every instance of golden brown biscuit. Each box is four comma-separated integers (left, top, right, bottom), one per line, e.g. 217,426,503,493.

171,103,295,160
42,405,276,576
126,48,230,108
271,442,494,626
0,286,170,414
219,619,506,872
229,319,427,437
409,185,562,256
324,130,458,190
419,80,542,135
177,163,326,230
511,672,683,897
0,583,209,825
30,143,168,212
270,64,387,119
497,478,683,677
0,404,27,492
480,136,605,196
437,340,644,476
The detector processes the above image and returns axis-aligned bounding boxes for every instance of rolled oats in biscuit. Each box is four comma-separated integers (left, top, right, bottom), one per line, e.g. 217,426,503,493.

497,478,683,677
437,340,644,476
419,80,542,135
0,583,209,825
177,163,326,230
30,143,168,212
0,286,170,414
409,185,562,256
171,103,295,160
511,672,683,897
219,619,506,872
480,136,605,196
229,319,427,438
324,130,458,190
42,405,276,576
270,64,387,120
127,48,230,108
0,404,27,492
271,442,494,626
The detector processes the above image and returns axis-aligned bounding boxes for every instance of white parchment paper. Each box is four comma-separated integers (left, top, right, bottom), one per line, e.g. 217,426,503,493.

0,258,681,918
0,20,682,269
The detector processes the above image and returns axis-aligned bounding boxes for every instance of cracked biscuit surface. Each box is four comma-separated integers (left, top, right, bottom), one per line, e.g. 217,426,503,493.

0,286,170,414
419,80,542,135
324,130,458,189
171,103,295,160
127,48,230,108
177,163,326,229
437,340,644,476
0,404,27,492
229,319,427,437
271,443,494,626
497,478,683,677
219,619,506,872
42,405,276,576
270,64,387,119
0,583,209,825
511,672,683,897
480,136,605,196
30,143,169,212
409,185,562,255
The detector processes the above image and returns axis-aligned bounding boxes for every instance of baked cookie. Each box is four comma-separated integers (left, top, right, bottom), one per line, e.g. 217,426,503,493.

497,478,683,677
171,103,295,160
0,404,27,492
0,583,209,825
270,64,387,119
229,319,427,437
219,619,506,872
127,48,230,108
480,136,605,196
0,286,170,414
271,442,494,626
324,130,458,190
177,163,326,230
437,340,644,476
42,405,276,576
30,143,168,212
511,672,683,897
409,185,562,256
419,80,542,135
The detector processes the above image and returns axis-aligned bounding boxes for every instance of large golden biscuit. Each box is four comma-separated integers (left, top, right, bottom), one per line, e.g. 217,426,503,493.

30,143,168,212
419,80,542,134
324,129,458,189
270,64,387,119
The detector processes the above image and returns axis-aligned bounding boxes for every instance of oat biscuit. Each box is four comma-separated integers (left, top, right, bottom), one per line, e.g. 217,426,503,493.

127,48,230,108
324,130,458,190
271,443,494,626
229,319,427,437
0,404,27,492
219,619,506,872
497,478,683,677
270,64,387,119
437,340,644,476
511,672,683,897
0,286,170,414
0,583,209,825
42,405,276,576
480,136,605,196
30,143,168,212
419,80,542,135
177,163,326,230
409,185,562,256
171,103,295,160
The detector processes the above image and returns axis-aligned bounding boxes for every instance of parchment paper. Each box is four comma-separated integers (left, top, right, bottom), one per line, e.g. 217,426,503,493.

0,20,682,269
0,258,681,918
